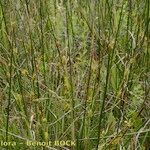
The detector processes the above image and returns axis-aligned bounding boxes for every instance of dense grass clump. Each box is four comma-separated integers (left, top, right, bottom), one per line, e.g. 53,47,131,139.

0,0,149,150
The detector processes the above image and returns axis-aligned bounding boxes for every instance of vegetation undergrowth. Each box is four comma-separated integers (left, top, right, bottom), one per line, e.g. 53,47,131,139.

0,0,149,150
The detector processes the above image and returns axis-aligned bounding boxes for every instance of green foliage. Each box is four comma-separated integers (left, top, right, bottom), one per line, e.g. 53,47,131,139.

0,0,149,150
